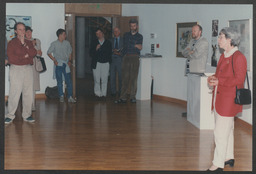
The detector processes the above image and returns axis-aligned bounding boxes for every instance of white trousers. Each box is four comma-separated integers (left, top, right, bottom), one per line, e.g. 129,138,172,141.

93,62,109,97
212,110,234,168
5,65,33,119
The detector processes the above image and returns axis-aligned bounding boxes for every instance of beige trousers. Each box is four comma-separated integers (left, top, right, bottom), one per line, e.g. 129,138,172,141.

212,110,234,168
5,65,33,120
93,62,110,97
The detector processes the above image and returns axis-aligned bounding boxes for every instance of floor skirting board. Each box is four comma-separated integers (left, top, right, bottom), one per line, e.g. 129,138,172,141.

153,94,252,134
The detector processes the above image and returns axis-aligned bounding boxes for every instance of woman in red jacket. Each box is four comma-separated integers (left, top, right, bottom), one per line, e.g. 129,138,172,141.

207,27,247,172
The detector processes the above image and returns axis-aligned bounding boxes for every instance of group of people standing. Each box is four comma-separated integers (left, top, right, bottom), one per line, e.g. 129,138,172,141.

182,24,247,172
5,18,143,124
5,22,76,124
89,18,143,104
4,19,248,172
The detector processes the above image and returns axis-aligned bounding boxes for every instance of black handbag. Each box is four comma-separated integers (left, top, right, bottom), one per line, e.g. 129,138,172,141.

232,53,251,105
36,56,47,73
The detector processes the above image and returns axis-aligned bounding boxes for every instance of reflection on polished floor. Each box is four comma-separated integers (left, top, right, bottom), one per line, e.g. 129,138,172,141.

4,96,252,171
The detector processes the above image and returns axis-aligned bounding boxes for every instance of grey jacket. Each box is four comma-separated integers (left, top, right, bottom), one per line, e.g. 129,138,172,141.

112,36,124,57
182,37,209,73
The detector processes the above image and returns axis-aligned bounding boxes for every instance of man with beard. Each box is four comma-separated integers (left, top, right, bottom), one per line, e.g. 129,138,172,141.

182,24,209,73
115,18,143,104
181,24,209,118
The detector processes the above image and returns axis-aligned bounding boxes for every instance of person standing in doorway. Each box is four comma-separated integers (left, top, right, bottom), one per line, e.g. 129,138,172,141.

110,27,123,97
25,26,42,111
89,28,112,101
115,18,143,104
47,28,76,103
5,22,37,124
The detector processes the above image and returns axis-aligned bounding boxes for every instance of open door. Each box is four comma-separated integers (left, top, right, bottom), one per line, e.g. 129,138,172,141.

64,15,138,99
65,14,77,98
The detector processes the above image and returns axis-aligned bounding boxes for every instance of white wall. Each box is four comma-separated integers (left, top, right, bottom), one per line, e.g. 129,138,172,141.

122,4,253,124
5,3,252,125
5,3,65,95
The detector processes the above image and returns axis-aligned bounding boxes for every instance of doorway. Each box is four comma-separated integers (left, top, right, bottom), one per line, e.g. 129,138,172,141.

75,16,112,97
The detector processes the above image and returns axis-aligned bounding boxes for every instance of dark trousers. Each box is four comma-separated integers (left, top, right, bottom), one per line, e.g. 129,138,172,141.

110,55,122,95
120,55,140,100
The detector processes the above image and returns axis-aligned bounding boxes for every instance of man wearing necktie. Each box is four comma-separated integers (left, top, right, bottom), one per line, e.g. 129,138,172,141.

110,27,123,97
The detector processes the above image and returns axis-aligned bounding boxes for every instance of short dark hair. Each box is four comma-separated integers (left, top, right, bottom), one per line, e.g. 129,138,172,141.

95,28,104,33
14,22,25,31
25,26,33,32
129,18,138,25
56,28,66,37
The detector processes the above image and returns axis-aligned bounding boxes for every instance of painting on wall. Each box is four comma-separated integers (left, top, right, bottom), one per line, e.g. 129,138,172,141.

176,22,197,57
211,20,219,67
6,15,32,41
228,19,252,71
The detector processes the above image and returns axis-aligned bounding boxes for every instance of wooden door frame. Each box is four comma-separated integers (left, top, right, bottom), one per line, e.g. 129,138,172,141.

65,14,122,98
65,13,138,99
65,14,77,98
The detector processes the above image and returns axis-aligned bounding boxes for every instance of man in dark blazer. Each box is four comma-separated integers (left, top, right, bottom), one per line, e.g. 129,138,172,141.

89,28,112,100
110,27,123,97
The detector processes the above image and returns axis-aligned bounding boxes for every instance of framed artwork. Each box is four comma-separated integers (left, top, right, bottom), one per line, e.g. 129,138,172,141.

211,20,219,67
176,22,197,57
6,15,32,41
228,19,252,71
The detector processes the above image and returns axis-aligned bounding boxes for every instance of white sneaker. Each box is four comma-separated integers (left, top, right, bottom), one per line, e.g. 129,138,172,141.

68,96,77,103
60,96,64,102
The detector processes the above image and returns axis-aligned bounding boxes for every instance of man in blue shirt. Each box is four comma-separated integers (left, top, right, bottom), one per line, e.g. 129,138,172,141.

47,29,76,103
115,18,143,103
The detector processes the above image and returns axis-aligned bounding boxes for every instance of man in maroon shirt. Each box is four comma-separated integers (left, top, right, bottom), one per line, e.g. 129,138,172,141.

5,22,37,124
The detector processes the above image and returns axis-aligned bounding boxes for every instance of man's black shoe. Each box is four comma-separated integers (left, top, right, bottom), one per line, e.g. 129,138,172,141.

114,99,127,104
130,98,136,103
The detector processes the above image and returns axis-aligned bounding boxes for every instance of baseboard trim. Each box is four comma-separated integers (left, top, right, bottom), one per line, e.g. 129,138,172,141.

35,94,47,99
153,94,187,106
153,94,252,133
235,117,252,135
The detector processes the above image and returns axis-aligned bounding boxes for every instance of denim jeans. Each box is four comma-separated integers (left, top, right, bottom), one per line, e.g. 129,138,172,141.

55,63,73,98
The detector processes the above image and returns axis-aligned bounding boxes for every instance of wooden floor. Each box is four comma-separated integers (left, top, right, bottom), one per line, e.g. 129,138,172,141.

4,91,252,171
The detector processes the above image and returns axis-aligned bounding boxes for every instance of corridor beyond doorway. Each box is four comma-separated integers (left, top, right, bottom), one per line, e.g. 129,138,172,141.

75,16,112,97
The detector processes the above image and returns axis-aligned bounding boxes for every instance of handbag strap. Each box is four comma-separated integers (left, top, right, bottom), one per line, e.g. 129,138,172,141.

231,52,250,90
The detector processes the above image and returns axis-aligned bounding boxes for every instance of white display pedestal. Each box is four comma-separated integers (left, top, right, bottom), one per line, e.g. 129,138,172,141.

187,73,215,130
136,56,161,100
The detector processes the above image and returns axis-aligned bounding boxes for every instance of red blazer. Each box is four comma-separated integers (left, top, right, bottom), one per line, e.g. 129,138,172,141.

7,37,37,65
211,51,247,117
